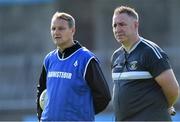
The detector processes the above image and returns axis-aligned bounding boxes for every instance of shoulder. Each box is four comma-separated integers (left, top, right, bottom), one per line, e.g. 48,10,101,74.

80,47,97,58
140,38,165,59
43,49,57,71
111,47,123,63
46,49,58,57
80,47,94,54
44,49,58,60
78,47,99,62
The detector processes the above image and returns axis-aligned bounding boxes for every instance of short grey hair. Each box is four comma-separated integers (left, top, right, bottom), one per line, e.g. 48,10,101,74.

114,6,139,21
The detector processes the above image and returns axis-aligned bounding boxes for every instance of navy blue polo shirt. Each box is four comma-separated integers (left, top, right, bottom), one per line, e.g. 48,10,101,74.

111,37,172,121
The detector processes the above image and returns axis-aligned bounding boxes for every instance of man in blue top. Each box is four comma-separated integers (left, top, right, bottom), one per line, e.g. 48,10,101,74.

37,12,111,121
111,6,179,121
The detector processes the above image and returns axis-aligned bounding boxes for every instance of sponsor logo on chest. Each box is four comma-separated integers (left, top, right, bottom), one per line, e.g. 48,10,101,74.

47,71,72,79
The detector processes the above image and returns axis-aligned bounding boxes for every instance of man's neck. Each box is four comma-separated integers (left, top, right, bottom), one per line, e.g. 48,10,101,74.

58,40,75,53
122,36,140,53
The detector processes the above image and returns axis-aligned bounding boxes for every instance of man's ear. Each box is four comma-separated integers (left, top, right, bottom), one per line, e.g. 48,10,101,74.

134,21,139,30
72,27,75,36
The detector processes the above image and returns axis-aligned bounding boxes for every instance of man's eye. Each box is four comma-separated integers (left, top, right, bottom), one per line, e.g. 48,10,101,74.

58,27,66,30
120,23,125,26
51,27,55,30
113,24,117,28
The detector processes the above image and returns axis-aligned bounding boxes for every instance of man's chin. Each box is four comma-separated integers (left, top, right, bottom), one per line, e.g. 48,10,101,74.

54,40,63,45
117,38,124,43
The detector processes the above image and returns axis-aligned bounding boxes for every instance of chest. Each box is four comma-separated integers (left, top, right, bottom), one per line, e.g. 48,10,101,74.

46,55,89,90
112,51,145,73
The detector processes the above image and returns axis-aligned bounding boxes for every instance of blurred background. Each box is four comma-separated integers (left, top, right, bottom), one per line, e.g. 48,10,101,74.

0,0,180,121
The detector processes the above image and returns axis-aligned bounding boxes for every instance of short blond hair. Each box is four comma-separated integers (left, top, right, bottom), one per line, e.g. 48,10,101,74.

52,12,75,28
114,6,139,21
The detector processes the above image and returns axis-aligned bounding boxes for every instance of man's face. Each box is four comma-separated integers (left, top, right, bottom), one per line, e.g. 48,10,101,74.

112,13,137,44
51,18,74,48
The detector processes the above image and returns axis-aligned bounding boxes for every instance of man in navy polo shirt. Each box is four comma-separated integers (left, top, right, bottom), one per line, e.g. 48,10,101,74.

111,6,179,121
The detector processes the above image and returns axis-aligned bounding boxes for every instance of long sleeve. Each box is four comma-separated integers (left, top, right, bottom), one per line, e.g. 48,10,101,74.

85,59,111,114
37,66,47,121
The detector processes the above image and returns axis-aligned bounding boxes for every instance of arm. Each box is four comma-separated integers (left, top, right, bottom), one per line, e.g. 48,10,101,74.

37,66,47,121
155,69,179,107
143,46,179,108
85,59,111,114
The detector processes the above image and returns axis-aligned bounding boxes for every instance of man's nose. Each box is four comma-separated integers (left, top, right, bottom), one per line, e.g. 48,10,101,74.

116,25,122,30
54,29,60,34
115,26,123,33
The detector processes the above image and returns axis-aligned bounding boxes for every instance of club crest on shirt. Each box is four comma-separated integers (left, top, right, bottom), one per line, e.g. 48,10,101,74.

74,60,78,67
129,61,138,70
